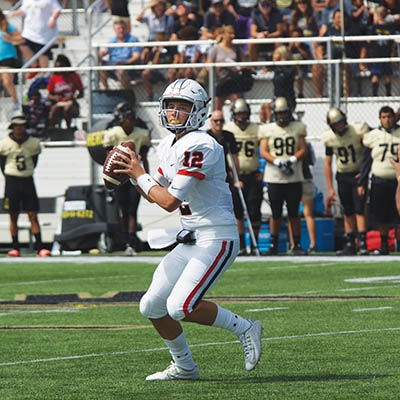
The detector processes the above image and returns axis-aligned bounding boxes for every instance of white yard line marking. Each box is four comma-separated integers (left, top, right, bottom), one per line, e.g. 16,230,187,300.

353,307,393,312
345,276,400,283
246,307,289,312
1,327,399,367
0,309,82,317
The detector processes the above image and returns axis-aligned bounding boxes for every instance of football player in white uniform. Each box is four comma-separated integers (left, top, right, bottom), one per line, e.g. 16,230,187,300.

103,102,151,255
322,107,370,256
114,79,262,381
0,113,50,257
259,97,307,255
358,106,400,255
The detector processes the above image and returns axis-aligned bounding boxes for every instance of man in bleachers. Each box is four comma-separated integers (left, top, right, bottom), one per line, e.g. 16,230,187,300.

98,20,142,91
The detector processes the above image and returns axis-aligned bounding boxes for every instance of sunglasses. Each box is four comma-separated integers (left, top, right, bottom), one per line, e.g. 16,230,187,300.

212,119,225,123
260,2,272,7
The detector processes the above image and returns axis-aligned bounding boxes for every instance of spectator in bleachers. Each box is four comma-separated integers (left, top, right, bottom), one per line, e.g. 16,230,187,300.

0,9,23,110
136,0,174,64
7,0,62,79
170,1,200,41
288,27,311,98
259,45,296,123
46,54,84,128
226,0,258,43
141,31,177,101
313,9,360,97
98,20,142,91
104,0,131,32
175,26,203,80
24,88,51,135
289,0,319,52
206,24,247,110
200,0,236,40
318,0,352,35
350,0,371,29
0,113,50,257
311,0,327,25
248,0,285,62
362,6,398,96
276,0,295,19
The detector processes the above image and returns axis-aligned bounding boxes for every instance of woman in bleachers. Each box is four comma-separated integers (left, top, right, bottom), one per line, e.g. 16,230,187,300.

0,9,23,110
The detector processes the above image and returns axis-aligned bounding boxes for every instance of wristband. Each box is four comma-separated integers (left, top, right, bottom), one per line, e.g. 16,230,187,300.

289,156,297,164
137,173,157,196
129,178,138,186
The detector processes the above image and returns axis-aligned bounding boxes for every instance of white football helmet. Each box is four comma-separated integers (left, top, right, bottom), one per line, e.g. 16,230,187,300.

159,79,210,134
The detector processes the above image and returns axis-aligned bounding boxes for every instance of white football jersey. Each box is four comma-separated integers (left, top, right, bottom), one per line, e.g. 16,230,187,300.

154,130,237,238
363,126,400,179
103,125,151,152
321,122,368,173
223,121,261,174
259,120,306,183
0,134,41,177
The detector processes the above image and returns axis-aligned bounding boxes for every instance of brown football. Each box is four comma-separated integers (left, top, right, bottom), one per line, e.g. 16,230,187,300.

102,141,136,189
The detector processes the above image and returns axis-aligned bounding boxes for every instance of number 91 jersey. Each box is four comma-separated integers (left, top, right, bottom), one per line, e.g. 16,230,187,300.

260,120,307,183
321,122,368,173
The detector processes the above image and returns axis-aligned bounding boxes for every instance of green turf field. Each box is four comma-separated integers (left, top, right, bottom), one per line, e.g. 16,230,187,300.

0,257,399,399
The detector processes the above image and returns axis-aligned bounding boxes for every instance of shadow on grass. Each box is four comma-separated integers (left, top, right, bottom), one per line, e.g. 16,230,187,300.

203,374,392,383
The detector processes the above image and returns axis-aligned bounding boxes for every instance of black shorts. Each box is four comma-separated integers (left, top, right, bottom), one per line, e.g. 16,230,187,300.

3,176,39,213
369,176,398,224
0,57,20,68
115,181,141,219
231,172,263,222
336,172,366,215
21,38,52,58
267,181,302,219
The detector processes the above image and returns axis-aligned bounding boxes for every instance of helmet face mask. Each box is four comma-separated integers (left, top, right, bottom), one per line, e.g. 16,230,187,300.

159,79,210,134
273,97,291,127
327,107,347,136
114,102,136,124
231,98,251,124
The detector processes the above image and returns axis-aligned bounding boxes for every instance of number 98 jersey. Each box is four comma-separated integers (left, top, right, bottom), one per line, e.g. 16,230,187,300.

260,120,307,183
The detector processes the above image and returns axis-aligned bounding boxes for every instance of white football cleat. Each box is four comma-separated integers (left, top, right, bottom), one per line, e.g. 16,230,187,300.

124,245,136,256
145,362,200,381
239,319,263,371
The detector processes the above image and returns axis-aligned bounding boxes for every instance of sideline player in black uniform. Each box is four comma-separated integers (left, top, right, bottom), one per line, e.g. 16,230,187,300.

0,113,50,257
322,107,370,255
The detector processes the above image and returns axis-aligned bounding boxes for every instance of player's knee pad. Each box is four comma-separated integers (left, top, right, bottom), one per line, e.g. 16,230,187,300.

139,292,168,319
166,296,186,321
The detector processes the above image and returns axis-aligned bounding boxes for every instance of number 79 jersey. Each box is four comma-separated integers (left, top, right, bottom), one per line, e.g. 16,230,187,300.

154,130,237,235
260,120,307,183
363,126,400,179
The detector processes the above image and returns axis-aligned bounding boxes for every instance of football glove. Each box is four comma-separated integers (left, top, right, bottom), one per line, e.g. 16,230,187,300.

279,160,294,176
